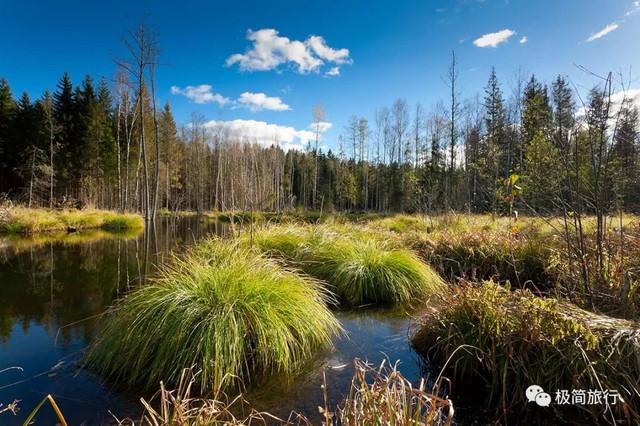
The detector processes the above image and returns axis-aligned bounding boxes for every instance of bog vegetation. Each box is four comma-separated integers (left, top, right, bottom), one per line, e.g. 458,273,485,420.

85,239,341,392
2,21,640,426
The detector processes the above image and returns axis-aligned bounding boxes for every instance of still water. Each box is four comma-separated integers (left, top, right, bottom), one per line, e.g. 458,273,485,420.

0,218,429,425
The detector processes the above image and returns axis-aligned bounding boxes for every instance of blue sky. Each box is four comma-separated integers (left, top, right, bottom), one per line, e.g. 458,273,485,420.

1,0,639,151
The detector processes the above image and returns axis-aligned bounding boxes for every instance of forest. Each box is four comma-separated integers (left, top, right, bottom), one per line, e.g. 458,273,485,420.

1,29,638,218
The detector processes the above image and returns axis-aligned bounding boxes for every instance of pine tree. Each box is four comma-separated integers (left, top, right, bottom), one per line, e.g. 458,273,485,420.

0,79,17,194
521,75,552,168
483,67,508,211
552,76,575,151
158,102,182,210
53,72,79,199
613,99,639,207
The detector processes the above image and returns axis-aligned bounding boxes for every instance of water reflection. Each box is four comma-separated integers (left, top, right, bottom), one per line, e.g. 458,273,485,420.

0,217,424,425
0,217,229,425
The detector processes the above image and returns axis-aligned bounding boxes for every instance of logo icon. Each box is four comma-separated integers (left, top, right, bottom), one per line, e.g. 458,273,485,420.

526,385,551,407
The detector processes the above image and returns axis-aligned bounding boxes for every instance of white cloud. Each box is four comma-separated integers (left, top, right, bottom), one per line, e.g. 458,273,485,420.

586,23,619,42
237,92,291,112
626,1,640,16
576,88,640,120
306,36,351,64
610,88,640,112
473,29,516,48
519,36,528,44
205,119,314,151
311,121,332,133
227,28,351,75
170,85,230,106
325,67,340,77
204,119,333,151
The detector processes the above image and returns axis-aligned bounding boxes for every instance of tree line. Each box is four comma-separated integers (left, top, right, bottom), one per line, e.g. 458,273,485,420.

1,40,638,217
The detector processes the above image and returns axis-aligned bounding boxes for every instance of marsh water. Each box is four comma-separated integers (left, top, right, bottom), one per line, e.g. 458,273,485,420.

0,217,432,425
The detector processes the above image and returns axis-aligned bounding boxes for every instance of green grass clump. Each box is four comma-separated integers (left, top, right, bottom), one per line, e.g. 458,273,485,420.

369,214,430,233
0,207,144,234
101,212,144,230
253,225,445,306
85,239,341,393
0,208,63,233
412,282,640,420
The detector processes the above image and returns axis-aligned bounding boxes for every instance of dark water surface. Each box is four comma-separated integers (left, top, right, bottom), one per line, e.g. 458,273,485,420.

0,218,430,425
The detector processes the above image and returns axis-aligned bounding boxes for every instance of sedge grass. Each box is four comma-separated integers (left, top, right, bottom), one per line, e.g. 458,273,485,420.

0,207,143,234
252,224,446,306
85,238,342,393
411,282,640,421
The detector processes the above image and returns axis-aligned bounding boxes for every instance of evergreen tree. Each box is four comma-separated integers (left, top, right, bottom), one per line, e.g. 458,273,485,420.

551,75,575,151
521,75,552,168
0,79,17,194
53,72,79,199
483,67,508,211
613,99,639,208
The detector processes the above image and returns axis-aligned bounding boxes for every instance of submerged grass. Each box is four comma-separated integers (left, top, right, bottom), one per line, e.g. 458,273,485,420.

85,238,341,393
411,282,640,422
0,206,143,234
252,224,446,306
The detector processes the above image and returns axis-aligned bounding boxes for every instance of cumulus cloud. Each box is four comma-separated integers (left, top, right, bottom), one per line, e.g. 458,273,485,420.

473,29,516,48
170,85,230,106
204,119,333,151
311,121,332,133
576,88,640,121
586,23,619,42
226,29,351,75
237,92,291,112
325,67,340,77
519,36,528,44
306,36,351,64
205,119,307,150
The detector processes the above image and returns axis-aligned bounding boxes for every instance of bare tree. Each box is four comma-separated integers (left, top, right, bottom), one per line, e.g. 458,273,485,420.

116,23,159,220
312,104,326,209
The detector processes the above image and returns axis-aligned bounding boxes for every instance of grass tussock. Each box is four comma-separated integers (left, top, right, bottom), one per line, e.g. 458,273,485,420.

118,359,453,426
411,282,640,421
85,239,341,393
368,214,430,233
406,228,552,287
0,206,143,234
252,224,446,306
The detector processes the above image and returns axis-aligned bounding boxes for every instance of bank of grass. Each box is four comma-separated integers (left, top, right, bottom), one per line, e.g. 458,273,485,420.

411,282,640,422
0,207,143,234
85,238,341,393
251,224,445,306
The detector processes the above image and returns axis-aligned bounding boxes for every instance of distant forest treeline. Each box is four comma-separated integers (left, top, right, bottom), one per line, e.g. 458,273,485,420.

0,32,638,216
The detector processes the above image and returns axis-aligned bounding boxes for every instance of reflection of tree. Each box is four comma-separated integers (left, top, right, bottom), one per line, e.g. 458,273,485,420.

0,235,142,346
0,217,226,346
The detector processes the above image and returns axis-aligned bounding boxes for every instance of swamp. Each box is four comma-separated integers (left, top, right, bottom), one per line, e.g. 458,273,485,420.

1,211,640,425
2,2,640,424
